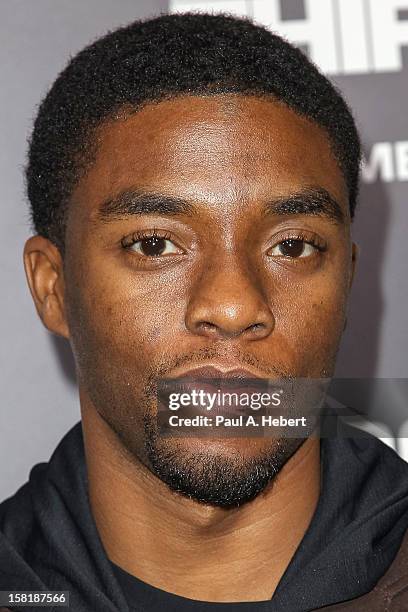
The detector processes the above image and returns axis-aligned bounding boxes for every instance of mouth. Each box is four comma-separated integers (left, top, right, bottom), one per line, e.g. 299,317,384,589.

164,365,267,397
158,365,273,416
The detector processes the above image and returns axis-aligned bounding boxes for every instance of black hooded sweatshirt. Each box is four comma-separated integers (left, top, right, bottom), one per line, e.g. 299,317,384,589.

1,417,408,612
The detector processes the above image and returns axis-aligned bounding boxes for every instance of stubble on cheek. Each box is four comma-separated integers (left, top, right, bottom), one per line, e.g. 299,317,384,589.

64,272,150,438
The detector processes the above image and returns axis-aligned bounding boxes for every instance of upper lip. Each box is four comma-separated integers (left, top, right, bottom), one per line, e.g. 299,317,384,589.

167,365,264,379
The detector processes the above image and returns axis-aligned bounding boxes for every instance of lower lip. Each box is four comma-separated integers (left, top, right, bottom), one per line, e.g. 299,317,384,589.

159,379,268,415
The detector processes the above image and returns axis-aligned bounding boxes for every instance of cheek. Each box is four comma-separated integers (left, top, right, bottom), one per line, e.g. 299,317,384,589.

272,268,349,374
65,258,187,369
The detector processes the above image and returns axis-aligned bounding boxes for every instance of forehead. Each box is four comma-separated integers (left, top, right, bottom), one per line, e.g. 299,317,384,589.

72,94,348,215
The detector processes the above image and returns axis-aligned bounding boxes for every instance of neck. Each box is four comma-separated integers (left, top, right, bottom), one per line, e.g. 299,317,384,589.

82,403,321,603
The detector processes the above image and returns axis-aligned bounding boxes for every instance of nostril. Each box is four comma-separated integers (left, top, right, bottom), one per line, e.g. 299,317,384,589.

198,321,218,332
246,323,265,332
242,322,271,339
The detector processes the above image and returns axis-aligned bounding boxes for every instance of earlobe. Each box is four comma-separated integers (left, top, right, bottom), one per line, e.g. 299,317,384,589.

23,235,70,339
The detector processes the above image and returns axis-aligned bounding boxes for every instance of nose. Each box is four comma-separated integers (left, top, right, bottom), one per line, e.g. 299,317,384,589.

185,259,274,341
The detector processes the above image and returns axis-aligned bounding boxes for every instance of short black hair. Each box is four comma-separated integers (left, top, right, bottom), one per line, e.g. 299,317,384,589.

26,12,361,256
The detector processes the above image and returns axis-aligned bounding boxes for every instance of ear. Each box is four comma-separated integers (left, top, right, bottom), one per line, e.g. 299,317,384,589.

349,241,359,291
23,235,70,339
343,242,359,331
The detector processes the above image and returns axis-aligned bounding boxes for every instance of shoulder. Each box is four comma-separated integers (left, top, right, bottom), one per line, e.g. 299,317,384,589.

320,526,408,610
376,525,408,608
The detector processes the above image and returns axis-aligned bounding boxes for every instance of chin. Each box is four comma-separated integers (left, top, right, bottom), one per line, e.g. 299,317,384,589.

143,426,303,508
159,434,283,458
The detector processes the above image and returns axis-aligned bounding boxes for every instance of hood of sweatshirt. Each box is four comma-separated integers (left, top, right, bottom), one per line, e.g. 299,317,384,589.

1,414,408,612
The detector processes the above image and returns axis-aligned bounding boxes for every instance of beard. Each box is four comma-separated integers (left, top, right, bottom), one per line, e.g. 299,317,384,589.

142,411,304,507
78,342,311,509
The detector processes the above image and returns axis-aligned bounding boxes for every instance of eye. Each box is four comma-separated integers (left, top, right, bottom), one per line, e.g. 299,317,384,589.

121,230,183,257
268,238,321,258
131,236,181,257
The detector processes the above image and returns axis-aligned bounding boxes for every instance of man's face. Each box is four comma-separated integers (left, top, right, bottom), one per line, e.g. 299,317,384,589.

56,95,355,506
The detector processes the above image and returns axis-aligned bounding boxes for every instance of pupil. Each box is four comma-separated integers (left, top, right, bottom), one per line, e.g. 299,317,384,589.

280,239,304,257
141,237,166,256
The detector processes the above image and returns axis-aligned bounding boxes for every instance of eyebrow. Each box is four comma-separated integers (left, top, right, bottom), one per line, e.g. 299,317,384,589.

94,186,345,224
262,188,345,224
95,190,195,223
